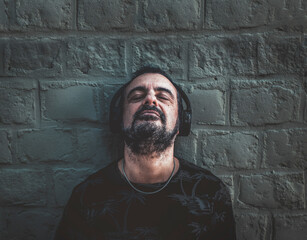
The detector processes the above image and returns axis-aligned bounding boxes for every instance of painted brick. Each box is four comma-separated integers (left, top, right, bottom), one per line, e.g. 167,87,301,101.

6,209,60,240
0,81,36,125
138,0,201,31
78,0,135,31
258,35,304,75
238,172,305,209
189,35,257,77
66,38,126,76
174,132,197,163
0,130,12,164
15,0,73,29
267,0,307,28
75,128,123,165
274,214,307,240
4,38,64,76
235,213,271,240
231,80,299,126
206,0,306,30
263,129,307,169
41,81,101,122
217,175,234,203
201,131,259,169
0,168,47,206
187,84,226,125
207,0,268,29
0,0,9,30
53,168,95,206
132,39,186,78
16,128,75,162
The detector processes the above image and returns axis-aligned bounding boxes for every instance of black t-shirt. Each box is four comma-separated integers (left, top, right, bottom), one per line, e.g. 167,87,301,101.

54,159,236,240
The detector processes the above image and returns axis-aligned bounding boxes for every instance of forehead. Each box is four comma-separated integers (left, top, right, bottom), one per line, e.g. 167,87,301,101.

124,73,177,97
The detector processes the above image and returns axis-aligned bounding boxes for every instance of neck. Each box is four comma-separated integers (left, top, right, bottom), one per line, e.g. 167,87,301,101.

118,143,179,184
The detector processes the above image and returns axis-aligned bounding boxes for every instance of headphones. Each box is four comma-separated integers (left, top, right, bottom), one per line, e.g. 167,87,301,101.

109,79,192,136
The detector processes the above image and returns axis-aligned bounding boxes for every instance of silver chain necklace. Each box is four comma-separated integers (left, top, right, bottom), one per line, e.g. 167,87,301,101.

122,158,176,195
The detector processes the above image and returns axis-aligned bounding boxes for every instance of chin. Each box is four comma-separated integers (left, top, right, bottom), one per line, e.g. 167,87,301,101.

136,118,161,124
136,120,162,128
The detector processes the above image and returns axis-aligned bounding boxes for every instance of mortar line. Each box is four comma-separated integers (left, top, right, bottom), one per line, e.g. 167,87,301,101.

233,172,239,209
225,77,231,126
201,0,206,30
126,38,132,79
0,28,304,38
228,78,232,126
74,0,78,30
37,79,42,129
255,33,260,76
304,170,307,208
298,30,306,123
186,40,190,81
258,131,265,169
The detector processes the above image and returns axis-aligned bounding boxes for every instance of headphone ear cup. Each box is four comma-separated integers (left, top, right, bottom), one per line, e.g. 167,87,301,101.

109,85,126,133
109,106,121,133
109,98,123,133
179,110,191,136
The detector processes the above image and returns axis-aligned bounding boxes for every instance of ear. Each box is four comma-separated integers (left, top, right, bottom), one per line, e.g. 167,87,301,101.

178,110,191,136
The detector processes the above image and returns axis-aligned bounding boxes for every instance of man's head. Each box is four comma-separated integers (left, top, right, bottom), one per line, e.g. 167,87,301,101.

122,71,180,155
122,72,179,131
109,66,191,154
120,66,183,127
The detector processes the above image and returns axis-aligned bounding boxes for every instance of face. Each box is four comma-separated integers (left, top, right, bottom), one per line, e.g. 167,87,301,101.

122,73,179,134
121,73,179,155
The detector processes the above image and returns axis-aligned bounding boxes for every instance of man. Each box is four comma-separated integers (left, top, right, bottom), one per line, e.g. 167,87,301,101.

54,66,236,240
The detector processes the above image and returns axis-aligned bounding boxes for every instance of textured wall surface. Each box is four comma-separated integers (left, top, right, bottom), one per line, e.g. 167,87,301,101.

0,0,306,239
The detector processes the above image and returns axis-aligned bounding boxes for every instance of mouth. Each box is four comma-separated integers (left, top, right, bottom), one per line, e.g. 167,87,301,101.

139,110,160,118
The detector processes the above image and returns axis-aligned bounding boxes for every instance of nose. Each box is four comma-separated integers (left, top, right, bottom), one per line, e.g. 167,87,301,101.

144,92,157,106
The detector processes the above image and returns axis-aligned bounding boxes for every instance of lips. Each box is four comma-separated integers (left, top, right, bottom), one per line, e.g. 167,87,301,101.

140,110,160,117
133,105,166,124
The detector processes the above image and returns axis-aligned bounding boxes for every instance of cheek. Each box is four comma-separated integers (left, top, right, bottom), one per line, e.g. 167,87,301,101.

122,105,137,126
167,107,178,124
122,110,131,126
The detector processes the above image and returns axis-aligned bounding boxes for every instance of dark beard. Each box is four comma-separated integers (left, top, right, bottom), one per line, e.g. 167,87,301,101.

122,105,179,155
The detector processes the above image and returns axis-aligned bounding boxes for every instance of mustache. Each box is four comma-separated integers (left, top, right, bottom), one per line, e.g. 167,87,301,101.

133,105,166,123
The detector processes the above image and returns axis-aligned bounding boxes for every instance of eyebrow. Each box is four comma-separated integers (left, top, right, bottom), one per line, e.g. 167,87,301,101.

127,86,175,99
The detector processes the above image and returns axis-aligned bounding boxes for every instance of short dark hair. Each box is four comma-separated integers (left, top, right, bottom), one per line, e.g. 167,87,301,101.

120,65,183,122
130,66,173,84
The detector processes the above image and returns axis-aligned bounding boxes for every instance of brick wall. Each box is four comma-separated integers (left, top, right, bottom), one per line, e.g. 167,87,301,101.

0,1,306,239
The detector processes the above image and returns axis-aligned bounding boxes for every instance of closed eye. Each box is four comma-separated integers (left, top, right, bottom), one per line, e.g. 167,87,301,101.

158,96,168,100
157,93,170,101
130,94,145,101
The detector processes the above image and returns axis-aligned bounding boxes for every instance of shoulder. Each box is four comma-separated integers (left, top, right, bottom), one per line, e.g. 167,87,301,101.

176,159,230,198
70,161,119,202
177,158,221,183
